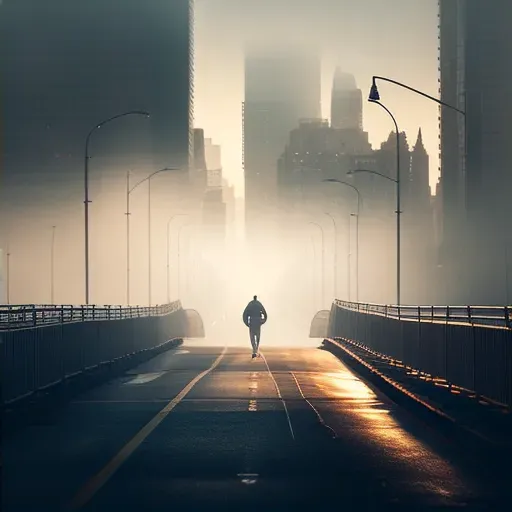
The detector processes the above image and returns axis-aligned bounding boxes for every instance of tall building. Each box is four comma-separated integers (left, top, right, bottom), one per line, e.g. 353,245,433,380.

0,0,194,304
201,138,225,245
204,138,222,171
439,0,512,303
330,69,363,130
243,48,321,240
277,118,372,214
1,0,193,210
438,0,467,303
192,128,207,194
405,129,436,303
408,129,431,214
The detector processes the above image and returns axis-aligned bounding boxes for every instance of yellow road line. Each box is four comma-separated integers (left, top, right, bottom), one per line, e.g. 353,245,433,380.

68,346,228,510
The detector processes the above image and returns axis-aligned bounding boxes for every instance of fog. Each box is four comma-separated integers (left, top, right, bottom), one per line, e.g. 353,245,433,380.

1,0,510,346
194,0,440,195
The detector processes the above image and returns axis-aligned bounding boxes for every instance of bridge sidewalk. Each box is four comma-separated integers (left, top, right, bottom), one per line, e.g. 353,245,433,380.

324,338,512,455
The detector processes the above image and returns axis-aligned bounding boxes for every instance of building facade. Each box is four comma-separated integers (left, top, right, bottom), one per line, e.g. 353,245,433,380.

330,69,363,131
243,49,321,240
439,0,512,304
0,0,194,304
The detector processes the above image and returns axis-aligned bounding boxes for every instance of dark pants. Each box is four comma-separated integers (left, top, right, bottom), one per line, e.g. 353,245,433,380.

249,324,261,353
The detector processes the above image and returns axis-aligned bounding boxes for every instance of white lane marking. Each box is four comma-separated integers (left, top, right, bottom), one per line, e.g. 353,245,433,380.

260,352,295,441
173,349,190,355
237,473,259,485
69,347,228,510
124,372,166,385
290,372,337,439
248,371,258,412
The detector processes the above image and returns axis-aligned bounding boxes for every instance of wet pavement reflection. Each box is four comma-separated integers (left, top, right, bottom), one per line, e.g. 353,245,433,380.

3,343,499,511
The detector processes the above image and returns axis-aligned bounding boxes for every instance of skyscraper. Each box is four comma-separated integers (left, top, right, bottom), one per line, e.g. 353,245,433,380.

438,0,466,302
0,0,194,304
408,129,431,214
439,0,512,303
330,69,363,131
405,128,435,303
1,0,194,217
243,48,321,240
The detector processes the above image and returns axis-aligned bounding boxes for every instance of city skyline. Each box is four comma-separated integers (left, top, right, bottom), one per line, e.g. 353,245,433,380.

194,0,439,197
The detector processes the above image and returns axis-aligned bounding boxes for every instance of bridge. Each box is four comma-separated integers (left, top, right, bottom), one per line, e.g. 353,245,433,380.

2,300,512,510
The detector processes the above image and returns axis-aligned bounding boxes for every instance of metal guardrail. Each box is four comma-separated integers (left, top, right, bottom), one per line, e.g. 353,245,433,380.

335,300,512,329
330,301,512,407
0,302,181,330
0,301,186,406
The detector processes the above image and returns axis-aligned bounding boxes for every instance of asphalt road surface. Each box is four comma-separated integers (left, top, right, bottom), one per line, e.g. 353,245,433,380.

4,342,504,511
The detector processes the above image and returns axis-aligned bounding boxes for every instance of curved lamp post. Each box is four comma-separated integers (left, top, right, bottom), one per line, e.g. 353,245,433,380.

323,179,362,302
126,167,178,305
50,225,56,304
348,168,399,305
369,76,467,305
84,110,150,304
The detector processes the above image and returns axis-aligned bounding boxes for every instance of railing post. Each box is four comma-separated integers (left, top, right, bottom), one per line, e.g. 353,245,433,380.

505,306,511,329
467,305,472,325
446,305,450,323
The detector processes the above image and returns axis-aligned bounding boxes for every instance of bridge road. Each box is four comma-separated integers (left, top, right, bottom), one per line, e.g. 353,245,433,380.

4,341,500,511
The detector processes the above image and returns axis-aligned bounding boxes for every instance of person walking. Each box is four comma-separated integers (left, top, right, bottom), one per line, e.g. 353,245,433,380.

243,295,268,358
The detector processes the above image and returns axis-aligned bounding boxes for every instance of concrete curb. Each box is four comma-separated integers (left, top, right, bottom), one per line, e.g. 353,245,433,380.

323,337,510,467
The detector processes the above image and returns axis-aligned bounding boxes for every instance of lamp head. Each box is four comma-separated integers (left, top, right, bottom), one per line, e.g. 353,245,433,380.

322,178,338,183
369,78,380,101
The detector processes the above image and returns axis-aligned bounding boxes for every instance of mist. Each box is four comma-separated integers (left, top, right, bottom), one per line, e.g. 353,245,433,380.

2,0,510,345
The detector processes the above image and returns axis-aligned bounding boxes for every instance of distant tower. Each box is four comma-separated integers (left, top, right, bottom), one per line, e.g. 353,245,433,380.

330,69,363,130
243,47,321,240
409,128,430,212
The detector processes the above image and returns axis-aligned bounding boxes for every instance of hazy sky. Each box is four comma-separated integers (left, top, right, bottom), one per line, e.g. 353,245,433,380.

194,0,440,197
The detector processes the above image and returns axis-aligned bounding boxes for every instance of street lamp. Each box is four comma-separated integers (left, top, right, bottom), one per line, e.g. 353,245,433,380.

50,226,56,304
84,110,150,305
324,212,338,299
369,75,467,305
6,251,10,305
166,213,189,303
350,213,359,301
348,168,399,304
363,89,401,305
309,221,325,307
125,167,178,306
323,179,362,302
369,76,466,116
